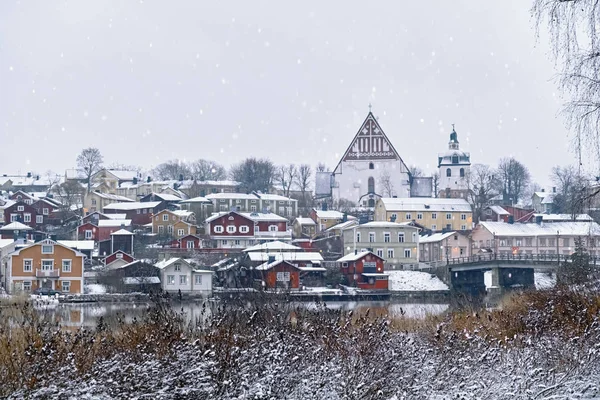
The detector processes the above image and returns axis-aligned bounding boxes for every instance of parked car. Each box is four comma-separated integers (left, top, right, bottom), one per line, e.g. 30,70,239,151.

32,288,62,296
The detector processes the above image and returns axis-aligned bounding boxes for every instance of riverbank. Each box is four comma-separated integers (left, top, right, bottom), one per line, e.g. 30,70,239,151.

2,287,600,398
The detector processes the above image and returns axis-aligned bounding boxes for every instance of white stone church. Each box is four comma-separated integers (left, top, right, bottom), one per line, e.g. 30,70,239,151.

323,111,471,207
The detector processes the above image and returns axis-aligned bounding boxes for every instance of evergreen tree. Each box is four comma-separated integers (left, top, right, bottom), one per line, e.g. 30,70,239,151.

557,237,592,285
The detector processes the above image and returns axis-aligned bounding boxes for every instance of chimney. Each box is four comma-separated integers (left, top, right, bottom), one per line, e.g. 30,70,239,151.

147,176,152,183
552,187,556,193
26,172,32,178
541,188,545,193
133,177,138,185
322,202,328,211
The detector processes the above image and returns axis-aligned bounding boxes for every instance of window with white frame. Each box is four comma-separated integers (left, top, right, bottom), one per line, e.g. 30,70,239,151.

369,232,375,242
384,232,390,243
222,240,228,245
431,213,437,219
398,233,405,243
163,214,169,221
62,259,72,273
461,214,466,220
158,225,165,234
195,275,202,285
23,281,31,291
175,263,181,271
136,209,141,214
446,213,452,220
431,224,437,230
41,245,53,254
417,213,423,220
391,213,397,220
461,225,467,230
180,275,187,284
226,225,236,233
116,253,123,259
405,213,411,220
143,208,147,214
239,225,249,233
41,260,53,270
167,275,175,285
404,249,412,258
177,229,184,236
23,259,32,272
17,205,24,211
234,240,241,245
250,205,257,212
61,281,71,292
36,215,43,224
24,214,31,223
187,240,195,249
376,249,384,258
356,232,361,242
387,249,394,258
167,225,173,234
43,208,49,215
10,214,18,222
85,230,93,239
220,205,228,211
214,225,224,233
268,225,278,232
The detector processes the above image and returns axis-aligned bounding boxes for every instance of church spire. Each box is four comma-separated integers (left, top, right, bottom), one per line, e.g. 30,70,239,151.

449,124,459,150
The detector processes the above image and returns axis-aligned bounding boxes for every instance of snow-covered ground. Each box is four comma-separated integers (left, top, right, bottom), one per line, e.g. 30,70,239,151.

85,284,107,294
387,270,449,291
535,272,556,290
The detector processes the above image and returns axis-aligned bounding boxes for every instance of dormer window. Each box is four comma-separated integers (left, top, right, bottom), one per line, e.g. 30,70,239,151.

452,155,459,164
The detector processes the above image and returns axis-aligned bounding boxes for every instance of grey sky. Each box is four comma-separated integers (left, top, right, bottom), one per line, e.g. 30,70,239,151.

0,1,578,187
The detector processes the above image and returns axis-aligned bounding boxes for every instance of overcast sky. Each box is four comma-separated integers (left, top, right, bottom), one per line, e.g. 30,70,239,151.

0,1,580,187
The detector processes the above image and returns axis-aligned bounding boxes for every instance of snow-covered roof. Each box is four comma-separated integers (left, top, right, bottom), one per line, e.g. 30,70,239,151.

536,214,593,222
488,206,510,215
294,217,316,226
105,213,127,220
419,232,456,244
313,209,356,220
57,240,95,251
247,252,324,263
479,221,600,237
326,219,359,232
206,193,256,200
254,193,296,201
145,192,182,201
180,196,211,204
255,259,299,271
337,250,379,262
172,210,194,218
110,229,134,236
0,221,33,231
92,192,135,202
205,211,288,223
379,197,472,213
103,201,161,211
243,240,301,252
355,221,416,229
541,194,556,204
155,257,191,270
0,238,15,249
96,169,140,181
97,219,131,227
0,200,16,209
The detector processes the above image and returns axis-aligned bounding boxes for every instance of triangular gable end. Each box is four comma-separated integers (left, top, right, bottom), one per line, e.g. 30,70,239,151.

341,112,402,162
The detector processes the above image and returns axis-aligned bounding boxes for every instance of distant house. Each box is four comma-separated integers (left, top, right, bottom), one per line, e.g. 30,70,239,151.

532,190,556,213
84,191,134,214
98,260,160,293
155,257,213,296
3,201,40,229
110,229,134,256
255,260,301,290
205,211,291,249
419,231,471,262
167,234,202,250
103,250,135,270
56,240,95,260
77,219,132,242
310,208,355,233
481,205,535,223
0,222,33,240
152,209,197,239
140,192,182,207
337,251,388,290
90,169,141,192
102,201,166,225
292,217,316,238
179,197,214,227
82,211,127,225
205,192,298,219
4,239,85,294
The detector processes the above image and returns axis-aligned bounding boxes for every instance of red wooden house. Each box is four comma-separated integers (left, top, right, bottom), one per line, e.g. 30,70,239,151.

9,190,36,205
3,201,40,229
205,211,290,249
255,259,301,290
103,250,135,269
337,251,389,290
167,234,202,250
102,201,165,225
31,198,62,226
77,219,132,242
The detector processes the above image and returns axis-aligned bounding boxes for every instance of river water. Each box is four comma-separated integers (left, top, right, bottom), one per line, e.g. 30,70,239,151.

32,300,450,329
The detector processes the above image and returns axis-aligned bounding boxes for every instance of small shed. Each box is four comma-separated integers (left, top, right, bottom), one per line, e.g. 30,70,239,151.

337,251,388,290
255,259,301,290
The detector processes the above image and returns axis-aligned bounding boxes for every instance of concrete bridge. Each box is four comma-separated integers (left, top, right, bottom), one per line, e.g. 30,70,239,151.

422,253,600,297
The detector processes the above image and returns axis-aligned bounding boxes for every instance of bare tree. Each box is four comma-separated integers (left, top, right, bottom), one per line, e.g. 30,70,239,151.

533,1,600,164
53,180,85,220
191,159,227,181
275,164,297,198
44,170,62,195
295,164,312,207
497,157,531,204
106,163,141,172
551,165,588,217
152,160,192,181
431,172,440,198
230,158,276,193
316,163,328,172
77,147,104,193
378,170,395,197
408,165,424,179
466,164,501,223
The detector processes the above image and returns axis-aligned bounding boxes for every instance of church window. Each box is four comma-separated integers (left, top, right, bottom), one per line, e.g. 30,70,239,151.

446,168,451,177
369,162,374,170
460,168,465,177
452,155,459,164
368,177,375,194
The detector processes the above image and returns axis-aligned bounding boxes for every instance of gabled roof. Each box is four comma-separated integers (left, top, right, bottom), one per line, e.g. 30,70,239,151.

91,192,135,202
205,210,288,224
179,196,212,204
103,249,134,262
255,259,300,271
143,192,182,201
312,209,356,220
326,219,359,232
243,240,301,252
93,169,139,182
419,231,457,244
378,197,472,213
333,112,408,173
337,250,383,263
294,217,316,226
9,238,86,257
155,257,191,270
0,221,33,231
110,229,134,236
103,201,162,211
57,240,95,251
488,205,510,216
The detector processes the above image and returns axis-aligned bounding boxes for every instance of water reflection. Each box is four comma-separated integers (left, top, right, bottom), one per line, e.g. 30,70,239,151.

32,300,449,329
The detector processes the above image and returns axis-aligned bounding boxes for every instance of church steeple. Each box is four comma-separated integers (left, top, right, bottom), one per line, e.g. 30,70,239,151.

449,124,459,150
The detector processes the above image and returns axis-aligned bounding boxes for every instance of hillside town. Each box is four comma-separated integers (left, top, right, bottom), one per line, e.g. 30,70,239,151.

1,110,598,298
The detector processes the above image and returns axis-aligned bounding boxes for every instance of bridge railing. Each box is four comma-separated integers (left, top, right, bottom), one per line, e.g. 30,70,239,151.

433,253,600,266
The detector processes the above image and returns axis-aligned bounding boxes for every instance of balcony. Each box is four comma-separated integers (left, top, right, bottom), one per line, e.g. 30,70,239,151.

36,269,60,278
254,230,293,239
